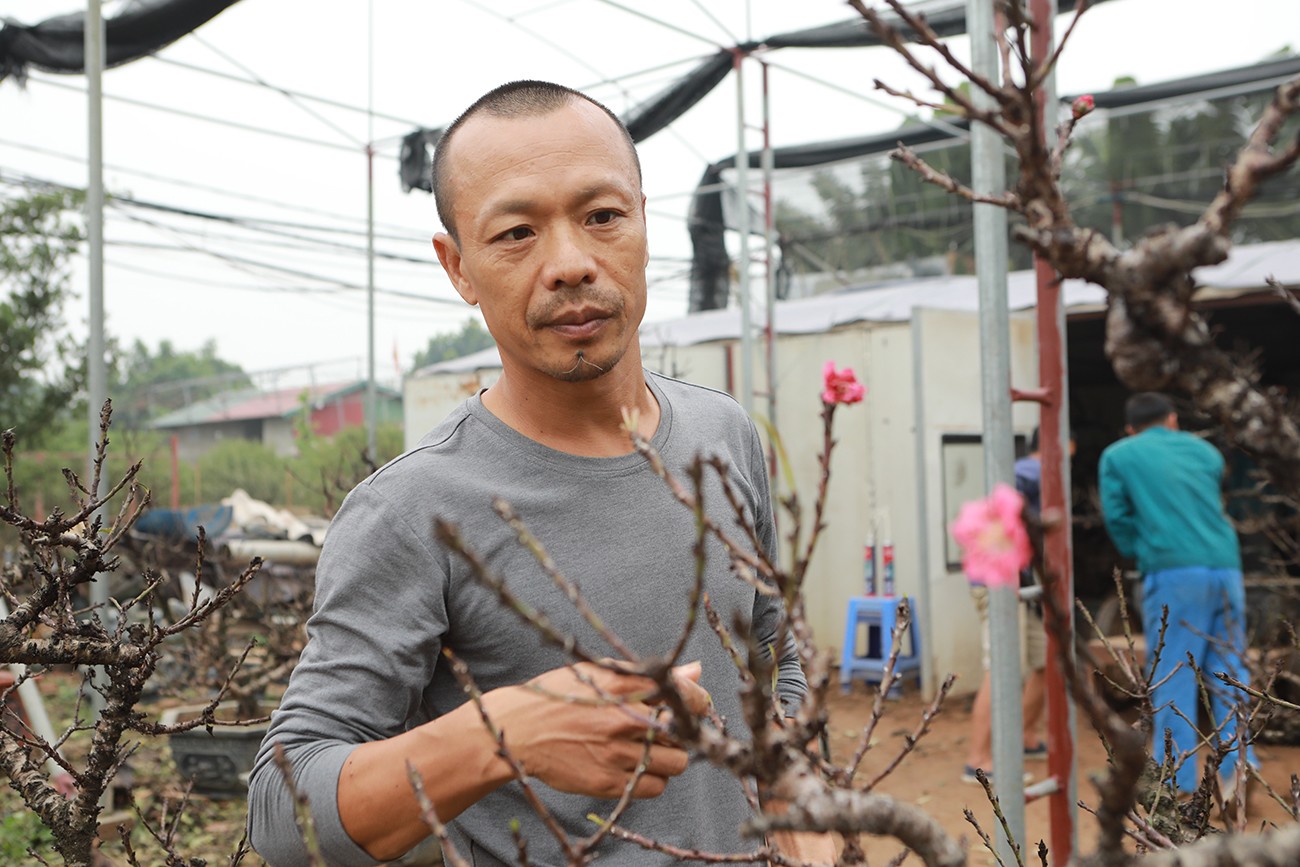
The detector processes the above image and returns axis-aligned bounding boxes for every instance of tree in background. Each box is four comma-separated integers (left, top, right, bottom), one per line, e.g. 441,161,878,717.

110,338,252,430
410,318,495,370
0,190,84,447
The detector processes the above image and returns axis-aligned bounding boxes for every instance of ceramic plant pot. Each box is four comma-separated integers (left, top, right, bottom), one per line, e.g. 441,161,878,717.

161,701,274,798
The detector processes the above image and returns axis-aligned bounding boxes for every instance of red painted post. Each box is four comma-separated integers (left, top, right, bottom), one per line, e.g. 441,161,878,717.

1029,0,1076,861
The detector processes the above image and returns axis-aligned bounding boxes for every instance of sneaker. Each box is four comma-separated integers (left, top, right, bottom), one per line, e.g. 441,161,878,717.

1024,742,1048,761
962,765,1034,785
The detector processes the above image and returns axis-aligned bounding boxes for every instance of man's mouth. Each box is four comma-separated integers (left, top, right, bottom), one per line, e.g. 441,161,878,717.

547,308,611,339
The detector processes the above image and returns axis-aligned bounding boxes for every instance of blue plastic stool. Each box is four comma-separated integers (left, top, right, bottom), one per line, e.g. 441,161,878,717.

839,595,922,695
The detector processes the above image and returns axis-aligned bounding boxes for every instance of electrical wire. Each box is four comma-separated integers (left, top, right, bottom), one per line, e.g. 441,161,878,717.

687,0,738,44
576,53,716,97
1,168,695,290
0,167,431,246
512,0,582,19
0,138,423,236
25,74,370,157
106,255,453,321
759,58,973,143
453,0,715,165
154,36,423,129
106,197,440,265
185,35,362,147
591,0,726,49
149,52,418,131
112,208,464,306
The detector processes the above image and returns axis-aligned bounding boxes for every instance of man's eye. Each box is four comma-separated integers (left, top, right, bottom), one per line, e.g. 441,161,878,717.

589,210,619,225
498,226,533,242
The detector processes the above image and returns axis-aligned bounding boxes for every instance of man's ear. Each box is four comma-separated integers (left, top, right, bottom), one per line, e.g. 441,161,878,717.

640,193,650,267
433,232,478,306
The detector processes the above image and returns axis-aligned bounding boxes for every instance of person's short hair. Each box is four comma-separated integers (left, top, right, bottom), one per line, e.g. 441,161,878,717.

1125,392,1176,431
431,80,642,241
1028,426,1040,454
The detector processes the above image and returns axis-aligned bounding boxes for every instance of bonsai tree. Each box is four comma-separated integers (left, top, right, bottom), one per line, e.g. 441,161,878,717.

0,403,265,866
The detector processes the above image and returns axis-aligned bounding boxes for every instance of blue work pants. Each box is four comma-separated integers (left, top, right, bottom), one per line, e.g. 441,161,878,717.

1142,566,1257,793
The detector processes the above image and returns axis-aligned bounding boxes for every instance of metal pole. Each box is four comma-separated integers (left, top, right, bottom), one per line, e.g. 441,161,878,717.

84,0,109,799
366,145,377,458
761,60,777,448
968,0,1023,858
733,50,754,414
1029,0,1078,859
364,0,377,459
85,0,106,512
911,310,937,699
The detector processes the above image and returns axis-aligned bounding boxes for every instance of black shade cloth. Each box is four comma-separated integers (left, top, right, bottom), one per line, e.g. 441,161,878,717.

0,0,243,84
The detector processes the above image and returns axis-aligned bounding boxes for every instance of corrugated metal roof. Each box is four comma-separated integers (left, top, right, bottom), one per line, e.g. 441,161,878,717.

407,239,1300,369
641,238,1300,348
149,380,400,429
411,346,504,377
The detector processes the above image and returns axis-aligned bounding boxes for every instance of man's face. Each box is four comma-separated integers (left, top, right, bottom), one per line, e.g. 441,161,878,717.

432,100,649,384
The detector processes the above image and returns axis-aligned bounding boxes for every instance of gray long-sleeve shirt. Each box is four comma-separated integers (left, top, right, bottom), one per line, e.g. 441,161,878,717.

247,373,807,866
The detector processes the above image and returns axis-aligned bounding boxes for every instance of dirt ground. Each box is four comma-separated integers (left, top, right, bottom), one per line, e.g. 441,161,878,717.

822,683,1300,865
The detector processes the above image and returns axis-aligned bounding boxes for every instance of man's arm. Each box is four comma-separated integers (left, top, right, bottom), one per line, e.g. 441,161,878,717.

1099,450,1138,559
338,662,710,862
246,483,709,866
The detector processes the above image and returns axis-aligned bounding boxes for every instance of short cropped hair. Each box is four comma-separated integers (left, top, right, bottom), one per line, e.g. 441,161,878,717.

1125,392,1176,431
431,80,642,241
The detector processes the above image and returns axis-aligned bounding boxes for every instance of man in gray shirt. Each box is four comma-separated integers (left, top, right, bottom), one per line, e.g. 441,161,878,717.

246,81,818,866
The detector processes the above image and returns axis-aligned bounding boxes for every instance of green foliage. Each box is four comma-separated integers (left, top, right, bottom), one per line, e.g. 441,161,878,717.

0,810,54,861
290,423,404,515
110,338,251,430
412,318,495,370
0,189,86,446
194,438,289,506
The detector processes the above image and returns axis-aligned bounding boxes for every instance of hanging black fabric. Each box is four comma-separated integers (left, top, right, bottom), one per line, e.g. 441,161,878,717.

0,0,243,84
623,49,737,142
399,128,445,194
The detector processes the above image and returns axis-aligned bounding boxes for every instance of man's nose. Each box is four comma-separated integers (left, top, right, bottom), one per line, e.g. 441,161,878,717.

539,224,597,290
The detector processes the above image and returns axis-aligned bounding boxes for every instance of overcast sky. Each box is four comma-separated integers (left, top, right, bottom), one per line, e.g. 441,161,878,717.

1,0,1297,390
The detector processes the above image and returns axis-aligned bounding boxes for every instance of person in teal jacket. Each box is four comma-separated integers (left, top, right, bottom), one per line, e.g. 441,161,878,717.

1100,392,1258,795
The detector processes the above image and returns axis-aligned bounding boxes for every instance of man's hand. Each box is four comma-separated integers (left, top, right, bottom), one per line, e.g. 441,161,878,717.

484,660,711,799
339,660,711,861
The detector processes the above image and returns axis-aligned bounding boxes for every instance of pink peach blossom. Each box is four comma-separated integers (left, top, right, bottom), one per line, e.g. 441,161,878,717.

950,483,1031,588
1072,94,1095,120
821,361,865,405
